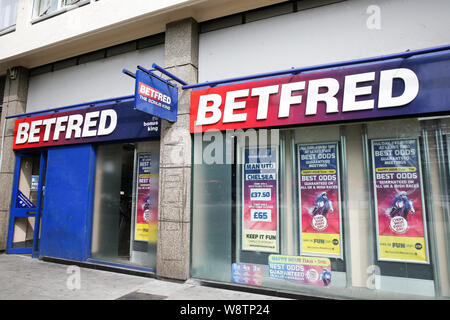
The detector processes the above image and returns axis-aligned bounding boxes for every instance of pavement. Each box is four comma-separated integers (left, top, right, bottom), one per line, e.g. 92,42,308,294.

0,253,290,300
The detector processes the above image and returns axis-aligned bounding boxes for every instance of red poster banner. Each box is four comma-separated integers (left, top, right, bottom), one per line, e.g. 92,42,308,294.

135,153,158,243
298,143,342,258
371,138,428,263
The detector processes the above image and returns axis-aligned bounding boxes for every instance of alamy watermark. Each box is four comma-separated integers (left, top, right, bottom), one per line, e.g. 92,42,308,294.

366,5,381,30
366,265,381,290
193,128,280,165
66,265,81,291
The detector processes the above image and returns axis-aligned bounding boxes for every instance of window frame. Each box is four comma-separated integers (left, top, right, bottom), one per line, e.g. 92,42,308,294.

31,0,90,24
0,0,19,35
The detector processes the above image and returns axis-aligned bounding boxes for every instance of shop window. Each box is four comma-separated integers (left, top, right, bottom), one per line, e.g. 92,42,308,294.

192,126,349,294
90,141,160,270
0,0,18,34
191,119,450,299
364,119,437,296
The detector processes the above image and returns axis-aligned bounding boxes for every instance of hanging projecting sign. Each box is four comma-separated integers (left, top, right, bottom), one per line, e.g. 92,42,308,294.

134,69,179,122
190,50,450,132
13,100,160,150
371,138,429,264
297,142,343,259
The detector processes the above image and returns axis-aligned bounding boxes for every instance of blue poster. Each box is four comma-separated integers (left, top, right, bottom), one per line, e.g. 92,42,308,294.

242,147,279,253
31,175,39,191
134,69,179,122
231,263,262,286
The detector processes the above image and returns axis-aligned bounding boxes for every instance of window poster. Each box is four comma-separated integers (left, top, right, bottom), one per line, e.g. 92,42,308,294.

268,255,332,287
297,142,343,258
232,263,263,286
30,175,39,191
135,153,159,243
371,138,429,264
242,146,279,253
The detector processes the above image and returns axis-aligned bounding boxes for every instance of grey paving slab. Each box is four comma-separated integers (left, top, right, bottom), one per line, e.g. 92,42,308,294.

165,285,286,300
0,254,148,300
0,254,289,300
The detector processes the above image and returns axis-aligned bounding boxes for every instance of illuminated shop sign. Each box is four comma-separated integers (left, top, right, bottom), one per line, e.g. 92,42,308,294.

190,51,450,132
13,100,160,150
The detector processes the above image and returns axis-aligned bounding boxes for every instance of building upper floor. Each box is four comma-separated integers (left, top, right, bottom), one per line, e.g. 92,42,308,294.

0,0,289,74
1,0,449,80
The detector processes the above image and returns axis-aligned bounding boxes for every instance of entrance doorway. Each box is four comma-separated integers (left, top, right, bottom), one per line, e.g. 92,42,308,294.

6,152,47,256
90,141,159,270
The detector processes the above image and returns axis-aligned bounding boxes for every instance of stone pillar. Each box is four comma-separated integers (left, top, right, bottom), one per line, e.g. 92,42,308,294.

156,18,198,280
0,67,29,250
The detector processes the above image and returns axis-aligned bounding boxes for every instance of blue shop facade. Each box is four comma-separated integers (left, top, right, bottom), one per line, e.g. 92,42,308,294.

6,96,161,273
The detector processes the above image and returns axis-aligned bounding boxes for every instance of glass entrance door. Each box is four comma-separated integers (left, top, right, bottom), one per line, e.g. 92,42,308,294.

90,141,159,270
6,151,47,256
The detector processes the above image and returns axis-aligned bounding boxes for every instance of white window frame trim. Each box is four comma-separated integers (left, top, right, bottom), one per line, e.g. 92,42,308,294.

31,0,91,24
0,0,19,35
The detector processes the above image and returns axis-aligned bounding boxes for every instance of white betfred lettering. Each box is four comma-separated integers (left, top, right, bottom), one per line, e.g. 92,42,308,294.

378,68,419,108
65,114,84,139
53,116,68,141
15,122,29,144
97,109,117,136
139,84,148,95
342,72,375,112
278,81,305,118
305,78,339,115
195,94,223,126
192,68,421,128
42,118,56,142
223,89,249,123
82,111,99,138
139,82,172,104
251,85,279,120
28,120,43,143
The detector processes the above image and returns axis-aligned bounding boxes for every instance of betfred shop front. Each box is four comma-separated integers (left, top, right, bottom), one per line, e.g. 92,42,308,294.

189,47,450,299
6,96,161,273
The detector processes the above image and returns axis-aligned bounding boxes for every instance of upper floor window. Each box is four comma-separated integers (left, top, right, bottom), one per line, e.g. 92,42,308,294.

0,0,19,33
32,0,89,20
